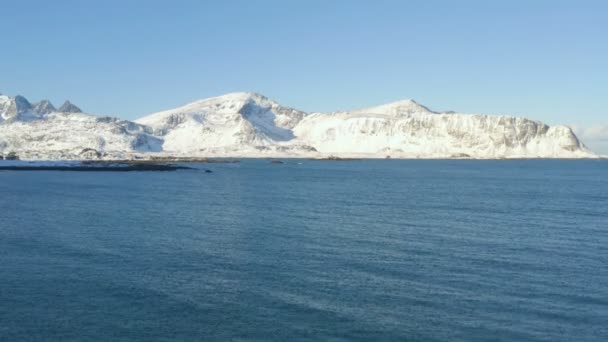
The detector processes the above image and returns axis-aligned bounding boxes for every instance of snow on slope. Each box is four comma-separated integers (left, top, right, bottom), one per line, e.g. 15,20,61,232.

293,99,592,158
138,94,594,158
136,92,314,155
0,94,161,159
0,91,598,159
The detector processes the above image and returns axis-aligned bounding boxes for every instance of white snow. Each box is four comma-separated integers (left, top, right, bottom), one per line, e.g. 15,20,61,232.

0,92,598,160
0,101,161,160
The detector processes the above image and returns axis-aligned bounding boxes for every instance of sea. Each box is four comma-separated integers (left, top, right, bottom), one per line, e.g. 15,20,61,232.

1,159,607,341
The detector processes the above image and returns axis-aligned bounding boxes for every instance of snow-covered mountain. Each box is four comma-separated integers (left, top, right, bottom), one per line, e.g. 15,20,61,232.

0,93,161,159
293,99,590,158
138,92,594,159
0,91,597,159
135,92,314,156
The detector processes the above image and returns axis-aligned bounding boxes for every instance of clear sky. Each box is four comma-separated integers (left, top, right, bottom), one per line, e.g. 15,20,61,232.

1,0,606,147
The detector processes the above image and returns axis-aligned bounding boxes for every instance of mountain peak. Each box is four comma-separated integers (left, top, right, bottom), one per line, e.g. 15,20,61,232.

1,91,597,159
0,95,32,120
58,100,82,113
210,92,270,103
14,95,32,107
225,91,266,98
32,100,56,115
355,98,434,116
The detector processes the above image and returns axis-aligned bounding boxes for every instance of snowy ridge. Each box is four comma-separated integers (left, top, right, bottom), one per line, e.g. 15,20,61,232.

294,108,589,158
351,98,437,117
0,91,598,159
0,94,160,159
135,92,312,156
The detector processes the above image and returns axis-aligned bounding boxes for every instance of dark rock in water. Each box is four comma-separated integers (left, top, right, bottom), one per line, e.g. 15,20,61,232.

450,153,471,158
146,156,239,163
204,169,213,173
0,163,191,172
58,100,82,113
315,155,361,161
270,160,284,164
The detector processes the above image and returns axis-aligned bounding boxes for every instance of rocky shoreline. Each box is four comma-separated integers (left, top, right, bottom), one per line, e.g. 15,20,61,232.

0,162,192,172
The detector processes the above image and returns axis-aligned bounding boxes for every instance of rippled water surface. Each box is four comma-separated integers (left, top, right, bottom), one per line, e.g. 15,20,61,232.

1,160,607,341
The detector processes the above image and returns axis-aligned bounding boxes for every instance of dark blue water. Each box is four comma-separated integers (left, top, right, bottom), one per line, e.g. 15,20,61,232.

1,160,607,341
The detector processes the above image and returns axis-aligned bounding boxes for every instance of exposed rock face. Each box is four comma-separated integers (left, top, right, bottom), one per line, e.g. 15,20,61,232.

0,95,32,120
0,94,162,159
79,148,103,159
58,100,82,113
32,100,57,115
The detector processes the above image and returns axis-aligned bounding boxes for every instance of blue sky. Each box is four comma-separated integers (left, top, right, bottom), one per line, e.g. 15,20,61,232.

1,0,606,131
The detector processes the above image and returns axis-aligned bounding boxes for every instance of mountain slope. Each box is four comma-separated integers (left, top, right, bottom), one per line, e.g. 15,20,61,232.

137,94,594,158
293,100,590,158
136,92,313,155
0,91,597,159
0,94,161,159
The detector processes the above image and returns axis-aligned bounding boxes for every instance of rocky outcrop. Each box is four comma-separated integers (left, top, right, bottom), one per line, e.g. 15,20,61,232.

0,95,32,120
58,101,82,113
32,100,57,115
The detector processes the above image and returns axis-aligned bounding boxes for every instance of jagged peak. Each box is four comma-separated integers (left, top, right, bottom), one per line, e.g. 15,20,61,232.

11,95,32,112
58,100,82,113
0,94,32,120
13,95,32,107
32,100,56,115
